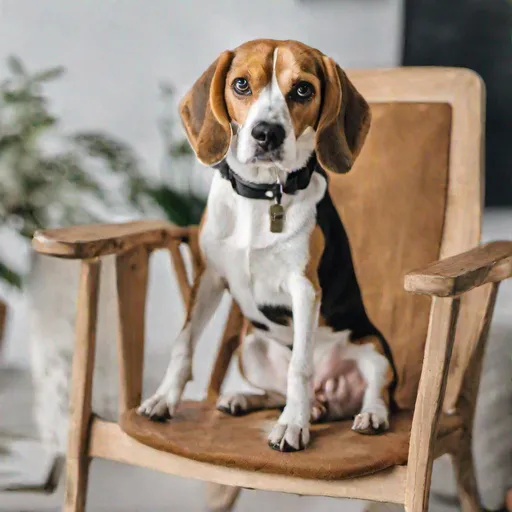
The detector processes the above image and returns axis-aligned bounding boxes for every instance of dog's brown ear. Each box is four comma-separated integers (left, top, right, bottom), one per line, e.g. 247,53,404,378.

180,51,234,166
316,57,371,173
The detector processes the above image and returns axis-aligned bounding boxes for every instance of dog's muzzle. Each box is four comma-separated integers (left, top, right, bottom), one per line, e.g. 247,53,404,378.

251,121,285,160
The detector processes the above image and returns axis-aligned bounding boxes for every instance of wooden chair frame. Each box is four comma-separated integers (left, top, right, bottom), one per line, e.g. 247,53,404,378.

32,68,512,512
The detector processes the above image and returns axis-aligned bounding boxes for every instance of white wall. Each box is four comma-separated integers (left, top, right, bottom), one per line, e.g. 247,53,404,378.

0,0,404,171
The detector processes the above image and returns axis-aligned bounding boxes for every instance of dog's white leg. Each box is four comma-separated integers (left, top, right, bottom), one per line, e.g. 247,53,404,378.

138,266,224,420
268,274,319,451
349,342,390,434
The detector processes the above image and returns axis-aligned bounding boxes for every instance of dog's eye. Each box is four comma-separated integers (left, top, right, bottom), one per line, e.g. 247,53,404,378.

289,81,315,103
232,78,251,96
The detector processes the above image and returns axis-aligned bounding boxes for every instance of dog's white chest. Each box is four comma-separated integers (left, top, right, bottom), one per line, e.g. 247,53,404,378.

200,173,326,331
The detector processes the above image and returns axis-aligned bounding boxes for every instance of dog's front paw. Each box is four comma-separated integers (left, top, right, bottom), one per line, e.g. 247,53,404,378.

269,401,311,451
137,362,191,421
352,405,389,435
268,423,310,452
216,393,250,416
137,393,177,422
137,379,186,422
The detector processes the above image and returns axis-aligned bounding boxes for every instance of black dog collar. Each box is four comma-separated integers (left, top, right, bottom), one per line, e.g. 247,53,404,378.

214,156,317,203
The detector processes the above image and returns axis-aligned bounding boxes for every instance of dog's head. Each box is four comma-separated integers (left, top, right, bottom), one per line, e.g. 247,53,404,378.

179,39,371,174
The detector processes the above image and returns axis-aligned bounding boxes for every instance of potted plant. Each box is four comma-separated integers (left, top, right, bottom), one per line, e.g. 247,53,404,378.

0,55,205,294
0,56,206,492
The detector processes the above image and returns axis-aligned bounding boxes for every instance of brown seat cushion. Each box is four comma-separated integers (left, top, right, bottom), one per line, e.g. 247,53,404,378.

121,401,462,480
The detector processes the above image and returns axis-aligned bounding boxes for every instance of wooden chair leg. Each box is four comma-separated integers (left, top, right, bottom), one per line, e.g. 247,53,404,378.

451,438,480,512
64,260,101,512
364,503,404,512
450,283,499,512
206,302,245,404
116,246,149,413
506,489,512,512
205,483,242,512
204,305,245,512
405,297,461,512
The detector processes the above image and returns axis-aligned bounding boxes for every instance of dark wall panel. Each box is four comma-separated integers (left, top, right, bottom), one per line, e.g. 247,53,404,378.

403,0,512,206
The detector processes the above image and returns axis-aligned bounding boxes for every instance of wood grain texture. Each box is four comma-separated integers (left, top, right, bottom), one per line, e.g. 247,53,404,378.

32,220,191,259
451,438,481,512
206,303,245,403
205,483,241,512
450,282,499,512
405,241,512,297
186,225,203,279
454,283,499,419
64,260,101,512
444,282,500,412
168,239,192,306
405,297,461,512
89,418,408,503
506,489,512,512
116,246,150,414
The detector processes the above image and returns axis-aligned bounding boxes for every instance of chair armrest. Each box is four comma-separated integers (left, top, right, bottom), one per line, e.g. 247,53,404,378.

32,219,192,259
404,241,512,297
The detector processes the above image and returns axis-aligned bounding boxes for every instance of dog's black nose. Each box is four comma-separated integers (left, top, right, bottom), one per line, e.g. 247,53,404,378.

251,122,285,151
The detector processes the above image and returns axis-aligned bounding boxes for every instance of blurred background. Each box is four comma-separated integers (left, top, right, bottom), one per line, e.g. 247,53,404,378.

0,1,510,511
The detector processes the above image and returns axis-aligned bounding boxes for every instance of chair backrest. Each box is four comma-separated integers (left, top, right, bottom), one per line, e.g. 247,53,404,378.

203,67,485,412
331,68,484,410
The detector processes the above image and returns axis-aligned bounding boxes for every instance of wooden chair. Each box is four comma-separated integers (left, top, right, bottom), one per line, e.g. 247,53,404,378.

32,68,512,512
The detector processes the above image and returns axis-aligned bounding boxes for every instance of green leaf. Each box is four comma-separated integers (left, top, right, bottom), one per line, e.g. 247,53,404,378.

36,153,106,201
2,89,44,105
0,260,22,288
0,134,22,154
30,112,57,130
22,175,49,195
71,132,141,176
146,186,205,226
7,55,26,76
32,66,66,83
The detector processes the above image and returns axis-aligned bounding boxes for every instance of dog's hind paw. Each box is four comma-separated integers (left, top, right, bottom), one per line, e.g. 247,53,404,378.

311,400,328,423
216,393,250,416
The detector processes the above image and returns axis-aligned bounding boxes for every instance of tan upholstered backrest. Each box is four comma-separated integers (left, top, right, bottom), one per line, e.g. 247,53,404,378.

329,103,451,409
328,69,484,410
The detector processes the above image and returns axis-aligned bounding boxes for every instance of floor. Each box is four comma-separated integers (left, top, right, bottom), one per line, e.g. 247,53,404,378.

0,461,368,512
1,209,510,512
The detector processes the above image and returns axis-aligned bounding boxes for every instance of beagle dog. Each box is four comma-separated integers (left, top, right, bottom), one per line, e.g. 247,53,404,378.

138,39,396,452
